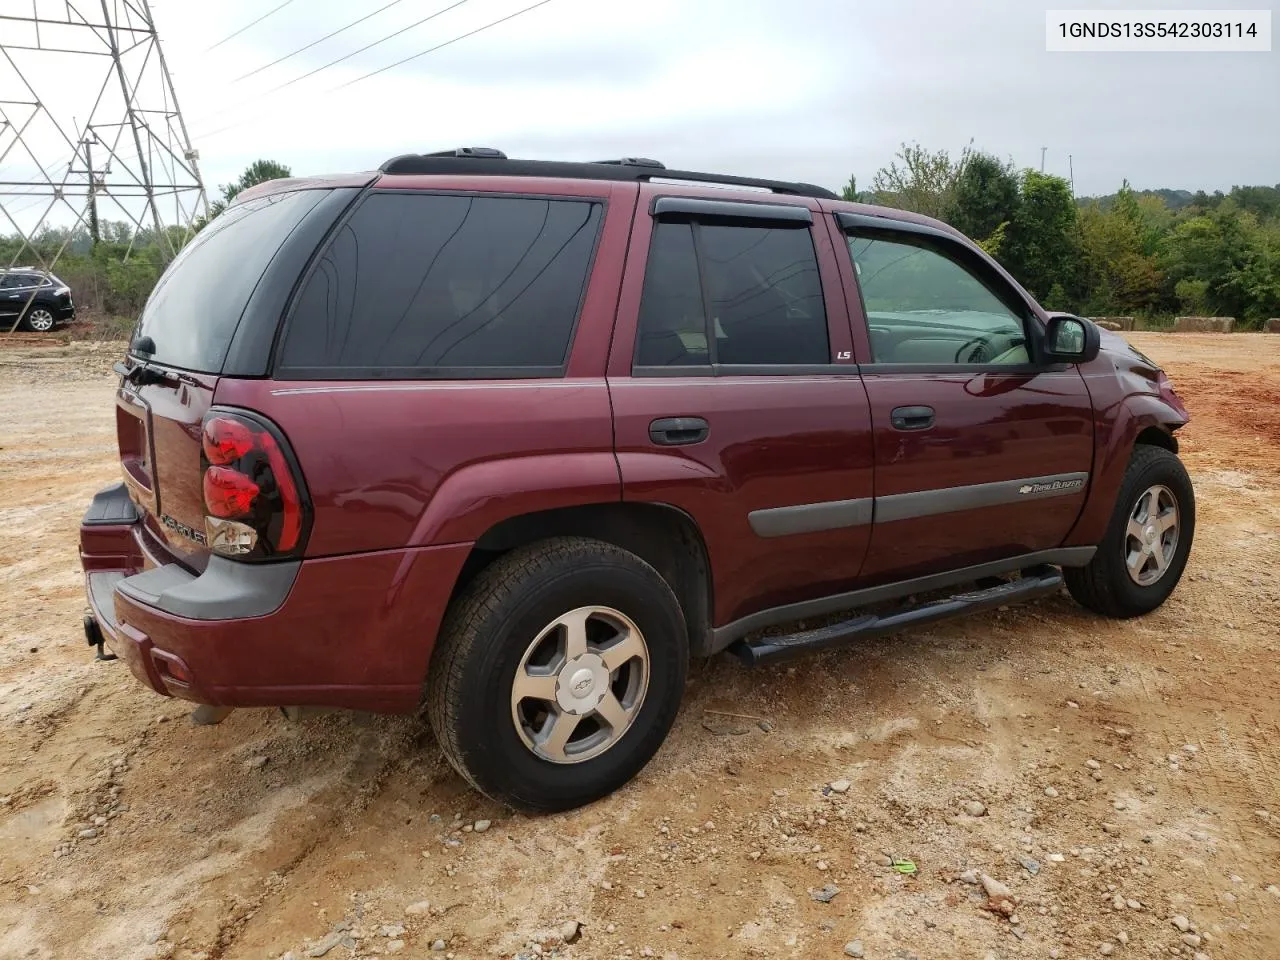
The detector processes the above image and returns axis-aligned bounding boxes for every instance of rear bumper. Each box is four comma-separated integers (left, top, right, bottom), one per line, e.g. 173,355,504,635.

80,483,471,713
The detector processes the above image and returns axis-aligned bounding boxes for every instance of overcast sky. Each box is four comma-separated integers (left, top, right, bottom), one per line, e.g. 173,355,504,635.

1,0,1277,231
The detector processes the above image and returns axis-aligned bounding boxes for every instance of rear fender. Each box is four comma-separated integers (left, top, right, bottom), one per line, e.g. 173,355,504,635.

409,452,623,546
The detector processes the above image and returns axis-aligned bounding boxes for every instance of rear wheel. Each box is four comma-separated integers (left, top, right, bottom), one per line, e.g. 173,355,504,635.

1065,445,1195,618
22,306,56,332
426,537,688,812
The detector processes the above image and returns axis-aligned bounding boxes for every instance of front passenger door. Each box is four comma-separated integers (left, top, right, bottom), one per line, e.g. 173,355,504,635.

836,216,1095,583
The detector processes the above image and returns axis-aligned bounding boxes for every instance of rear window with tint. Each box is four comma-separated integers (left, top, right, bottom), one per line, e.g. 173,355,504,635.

277,192,603,377
133,190,325,371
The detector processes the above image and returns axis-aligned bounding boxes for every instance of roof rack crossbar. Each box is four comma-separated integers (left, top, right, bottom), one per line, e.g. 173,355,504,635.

377,152,838,200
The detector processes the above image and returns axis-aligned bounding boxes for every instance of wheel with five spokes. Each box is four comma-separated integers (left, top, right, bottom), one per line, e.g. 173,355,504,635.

1066,445,1195,619
427,537,688,811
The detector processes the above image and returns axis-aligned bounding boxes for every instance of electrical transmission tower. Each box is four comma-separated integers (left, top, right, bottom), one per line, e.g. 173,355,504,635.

0,0,208,275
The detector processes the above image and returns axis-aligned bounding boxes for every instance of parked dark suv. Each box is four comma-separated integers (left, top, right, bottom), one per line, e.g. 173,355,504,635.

0,268,75,331
80,150,1194,811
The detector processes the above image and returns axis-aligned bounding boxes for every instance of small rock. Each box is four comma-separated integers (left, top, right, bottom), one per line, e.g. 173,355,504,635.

77,828,98,839
844,941,865,958
559,920,580,943
380,925,406,938
473,819,491,833
1126,899,1141,910
1267,884,1280,898
964,800,987,817
385,942,405,954
1101,822,1118,834
1117,931,1129,945
1048,853,1066,863
306,932,345,958
404,900,431,916
606,924,616,934
1190,830,1209,842
244,756,269,770
1099,944,1114,956
1086,759,1102,770
816,860,829,871
1181,934,1202,948
634,889,646,899
810,883,840,903
1171,915,1191,932
431,939,447,951
959,869,979,884
980,875,1011,898
1019,856,1041,876
1044,786,1059,798
829,779,851,794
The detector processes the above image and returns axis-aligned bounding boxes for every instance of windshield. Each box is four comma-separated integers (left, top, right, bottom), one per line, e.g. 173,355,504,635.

132,189,324,372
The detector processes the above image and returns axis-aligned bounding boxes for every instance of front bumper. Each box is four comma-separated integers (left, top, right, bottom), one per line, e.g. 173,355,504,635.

80,483,471,713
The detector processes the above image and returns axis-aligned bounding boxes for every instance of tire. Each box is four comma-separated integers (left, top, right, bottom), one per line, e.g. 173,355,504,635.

22,305,56,333
1065,445,1195,618
426,536,688,812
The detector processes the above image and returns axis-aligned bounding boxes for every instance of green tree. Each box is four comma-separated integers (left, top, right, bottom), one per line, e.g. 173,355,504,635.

1002,171,1081,303
839,175,862,203
870,141,971,220
946,152,1020,245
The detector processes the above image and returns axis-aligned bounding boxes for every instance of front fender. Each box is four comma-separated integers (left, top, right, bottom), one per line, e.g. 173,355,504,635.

1065,387,1184,548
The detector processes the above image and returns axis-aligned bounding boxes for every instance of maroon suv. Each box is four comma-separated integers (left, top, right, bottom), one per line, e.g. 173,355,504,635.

80,149,1194,811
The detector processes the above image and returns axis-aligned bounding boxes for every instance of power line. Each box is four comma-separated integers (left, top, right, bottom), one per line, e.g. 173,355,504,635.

193,0,474,133
234,0,411,82
339,0,555,89
206,0,297,53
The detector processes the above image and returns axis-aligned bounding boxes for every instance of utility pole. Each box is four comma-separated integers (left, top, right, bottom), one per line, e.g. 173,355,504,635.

1068,154,1075,198
0,0,208,275
1040,147,1047,173
83,134,101,247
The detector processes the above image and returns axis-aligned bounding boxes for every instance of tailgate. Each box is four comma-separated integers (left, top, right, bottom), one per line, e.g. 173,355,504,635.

117,368,218,571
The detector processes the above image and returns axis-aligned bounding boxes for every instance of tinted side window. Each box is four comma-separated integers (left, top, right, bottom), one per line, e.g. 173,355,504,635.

635,223,707,366
635,219,828,368
847,233,1028,365
279,193,602,376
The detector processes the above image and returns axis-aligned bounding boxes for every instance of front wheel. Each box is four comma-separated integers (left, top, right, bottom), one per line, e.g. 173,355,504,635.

1065,445,1195,618
426,537,688,812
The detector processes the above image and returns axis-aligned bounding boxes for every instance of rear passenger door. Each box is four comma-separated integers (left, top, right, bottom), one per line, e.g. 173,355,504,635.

608,188,875,631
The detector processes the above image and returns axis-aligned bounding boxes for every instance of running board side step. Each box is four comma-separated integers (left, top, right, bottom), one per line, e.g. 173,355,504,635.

728,565,1064,666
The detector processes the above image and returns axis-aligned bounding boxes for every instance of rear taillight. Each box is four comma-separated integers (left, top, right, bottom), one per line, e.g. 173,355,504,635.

199,409,311,560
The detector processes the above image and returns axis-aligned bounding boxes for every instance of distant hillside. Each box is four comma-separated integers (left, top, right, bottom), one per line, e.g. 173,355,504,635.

1081,184,1280,217
1081,188,1195,211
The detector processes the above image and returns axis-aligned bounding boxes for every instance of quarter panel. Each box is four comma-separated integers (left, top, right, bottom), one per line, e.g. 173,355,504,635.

214,378,619,556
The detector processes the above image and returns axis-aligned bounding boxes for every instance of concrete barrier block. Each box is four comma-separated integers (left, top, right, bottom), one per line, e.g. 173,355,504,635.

1173,316,1235,333
1265,318,1280,333
1089,316,1132,332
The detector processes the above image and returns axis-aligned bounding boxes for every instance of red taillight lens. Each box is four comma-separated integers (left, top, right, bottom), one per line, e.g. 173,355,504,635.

202,417,255,465
199,409,310,561
203,466,260,518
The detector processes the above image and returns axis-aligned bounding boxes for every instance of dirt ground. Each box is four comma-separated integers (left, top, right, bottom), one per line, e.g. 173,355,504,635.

1,333,1278,960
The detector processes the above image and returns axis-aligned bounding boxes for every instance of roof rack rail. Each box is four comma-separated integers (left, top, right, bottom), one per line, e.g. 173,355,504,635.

422,147,508,159
376,151,838,200
594,157,665,169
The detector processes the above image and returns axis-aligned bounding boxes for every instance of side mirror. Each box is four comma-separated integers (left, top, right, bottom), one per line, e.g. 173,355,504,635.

1043,314,1100,364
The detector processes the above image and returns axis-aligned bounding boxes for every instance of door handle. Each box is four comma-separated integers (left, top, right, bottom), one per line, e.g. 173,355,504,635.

649,416,709,446
890,405,935,431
